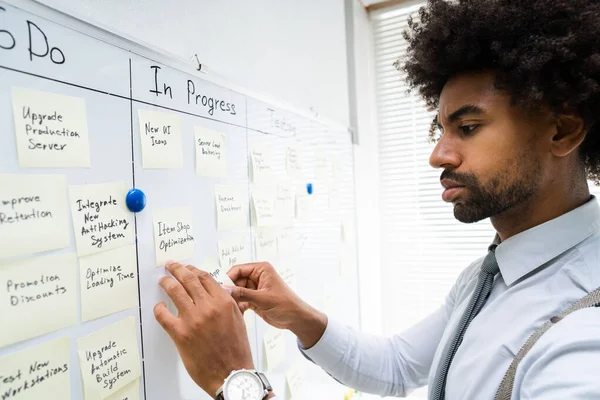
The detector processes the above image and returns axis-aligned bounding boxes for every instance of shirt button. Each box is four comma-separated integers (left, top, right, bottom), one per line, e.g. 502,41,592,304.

550,316,562,323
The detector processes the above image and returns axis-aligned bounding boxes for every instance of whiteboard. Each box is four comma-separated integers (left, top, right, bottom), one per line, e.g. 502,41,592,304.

0,2,360,399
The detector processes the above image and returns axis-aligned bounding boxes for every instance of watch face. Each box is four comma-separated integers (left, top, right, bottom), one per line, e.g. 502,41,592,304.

224,371,263,400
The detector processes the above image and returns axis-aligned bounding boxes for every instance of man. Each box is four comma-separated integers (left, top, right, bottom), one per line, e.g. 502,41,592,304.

154,0,600,399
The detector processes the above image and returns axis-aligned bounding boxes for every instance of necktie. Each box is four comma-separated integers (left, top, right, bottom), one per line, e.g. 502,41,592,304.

431,245,500,400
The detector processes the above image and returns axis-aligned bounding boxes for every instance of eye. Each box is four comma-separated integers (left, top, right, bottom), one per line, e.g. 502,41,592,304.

460,124,479,135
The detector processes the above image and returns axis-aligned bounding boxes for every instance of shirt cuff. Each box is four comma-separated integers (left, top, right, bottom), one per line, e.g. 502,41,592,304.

298,318,350,371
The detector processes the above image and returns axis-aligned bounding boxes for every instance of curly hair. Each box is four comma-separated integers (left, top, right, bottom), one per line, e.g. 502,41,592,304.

397,0,600,183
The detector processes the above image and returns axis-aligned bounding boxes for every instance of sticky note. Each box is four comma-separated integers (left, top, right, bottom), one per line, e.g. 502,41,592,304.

215,185,247,231
77,317,141,400
286,141,303,179
277,228,297,256
104,378,140,400
263,327,285,371
200,256,235,286
295,193,313,220
341,217,357,244
276,184,295,225
315,153,333,182
11,87,90,168
244,310,256,335
0,338,70,399
218,234,251,270
286,363,307,399
68,182,134,256
0,253,77,347
195,127,226,177
277,263,296,290
250,146,275,183
255,229,278,262
252,186,277,227
79,245,138,322
0,174,70,259
138,109,182,169
153,207,195,267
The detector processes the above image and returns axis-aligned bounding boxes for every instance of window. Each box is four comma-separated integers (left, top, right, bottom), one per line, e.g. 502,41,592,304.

371,2,600,399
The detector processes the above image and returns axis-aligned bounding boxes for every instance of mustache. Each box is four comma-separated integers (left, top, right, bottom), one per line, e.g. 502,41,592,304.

440,170,479,187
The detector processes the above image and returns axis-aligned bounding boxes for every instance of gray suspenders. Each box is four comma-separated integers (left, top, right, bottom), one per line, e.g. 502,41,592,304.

493,287,600,400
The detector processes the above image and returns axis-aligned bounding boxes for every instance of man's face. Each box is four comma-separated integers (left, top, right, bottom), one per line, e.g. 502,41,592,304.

430,71,549,223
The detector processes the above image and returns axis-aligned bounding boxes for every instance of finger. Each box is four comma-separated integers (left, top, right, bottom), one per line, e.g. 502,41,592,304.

238,302,250,314
230,286,269,308
228,262,272,285
185,264,223,297
159,276,193,314
154,301,179,336
166,262,206,302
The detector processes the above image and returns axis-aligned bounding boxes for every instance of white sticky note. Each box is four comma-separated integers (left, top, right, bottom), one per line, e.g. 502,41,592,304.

104,378,140,400
200,258,235,286
277,228,297,256
138,109,183,169
153,207,195,267
0,174,70,259
277,263,296,290
195,127,227,177
315,153,333,182
68,182,134,256
0,338,70,400
263,327,285,371
79,245,138,322
244,310,256,335
295,193,313,220
250,146,275,183
252,186,277,227
0,253,77,347
77,317,141,400
11,87,91,168
342,216,357,244
218,234,251,270
286,363,307,399
276,184,295,226
255,229,278,262
215,185,247,231
286,141,303,179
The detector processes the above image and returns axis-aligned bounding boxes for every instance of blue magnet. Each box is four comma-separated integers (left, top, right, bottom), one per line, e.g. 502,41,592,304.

306,183,313,195
126,188,146,213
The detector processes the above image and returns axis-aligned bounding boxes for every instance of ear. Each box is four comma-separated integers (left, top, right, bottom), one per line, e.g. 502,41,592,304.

550,112,586,158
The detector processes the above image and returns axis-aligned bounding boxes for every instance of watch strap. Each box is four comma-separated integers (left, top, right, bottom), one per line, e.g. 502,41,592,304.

256,372,273,392
215,393,224,400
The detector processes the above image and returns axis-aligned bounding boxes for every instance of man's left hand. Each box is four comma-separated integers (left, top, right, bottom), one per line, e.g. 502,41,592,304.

154,262,254,396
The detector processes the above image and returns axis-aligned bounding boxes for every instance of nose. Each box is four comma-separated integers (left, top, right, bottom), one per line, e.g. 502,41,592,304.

429,134,461,170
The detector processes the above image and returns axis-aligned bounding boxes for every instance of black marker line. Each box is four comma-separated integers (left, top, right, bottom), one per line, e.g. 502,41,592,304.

0,64,293,138
129,58,148,400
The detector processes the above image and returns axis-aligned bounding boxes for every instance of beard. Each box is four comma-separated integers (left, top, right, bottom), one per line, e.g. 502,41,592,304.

441,153,542,223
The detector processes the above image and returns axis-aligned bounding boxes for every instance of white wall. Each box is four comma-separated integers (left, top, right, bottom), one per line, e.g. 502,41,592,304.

32,0,351,125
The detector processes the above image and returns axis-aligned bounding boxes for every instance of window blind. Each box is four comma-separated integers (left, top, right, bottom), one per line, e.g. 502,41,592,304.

372,0,600,366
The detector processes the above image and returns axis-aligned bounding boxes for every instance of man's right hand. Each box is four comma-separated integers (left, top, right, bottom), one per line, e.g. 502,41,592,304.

227,262,328,349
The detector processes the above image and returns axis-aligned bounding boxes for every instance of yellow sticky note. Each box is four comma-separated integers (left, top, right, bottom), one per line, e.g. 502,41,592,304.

218,234,251,270
104,378,140,400
0,253,77,347
0,174,70,259
251,186,277,227
68,182,134,256
263,327,285,371
153,207,196,267
255,229,278,262
277,263,296,291
0,338,70,399
286,141,303,179
250,146,275,183
214,185,247,231
77,317,141,400
138,109,182,169
285,362,307,399
79,245,139,322
195,127,227,178
11,87,91,168
277,228,297,256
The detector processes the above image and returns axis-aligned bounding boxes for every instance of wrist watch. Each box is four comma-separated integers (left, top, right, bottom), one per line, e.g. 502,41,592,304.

215,369,272,400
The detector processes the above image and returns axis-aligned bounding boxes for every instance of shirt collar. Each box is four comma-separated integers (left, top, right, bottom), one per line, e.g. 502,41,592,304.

494,196,600,286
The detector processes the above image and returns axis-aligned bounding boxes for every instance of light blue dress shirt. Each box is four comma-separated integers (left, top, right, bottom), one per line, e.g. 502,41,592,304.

301,197,600,399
